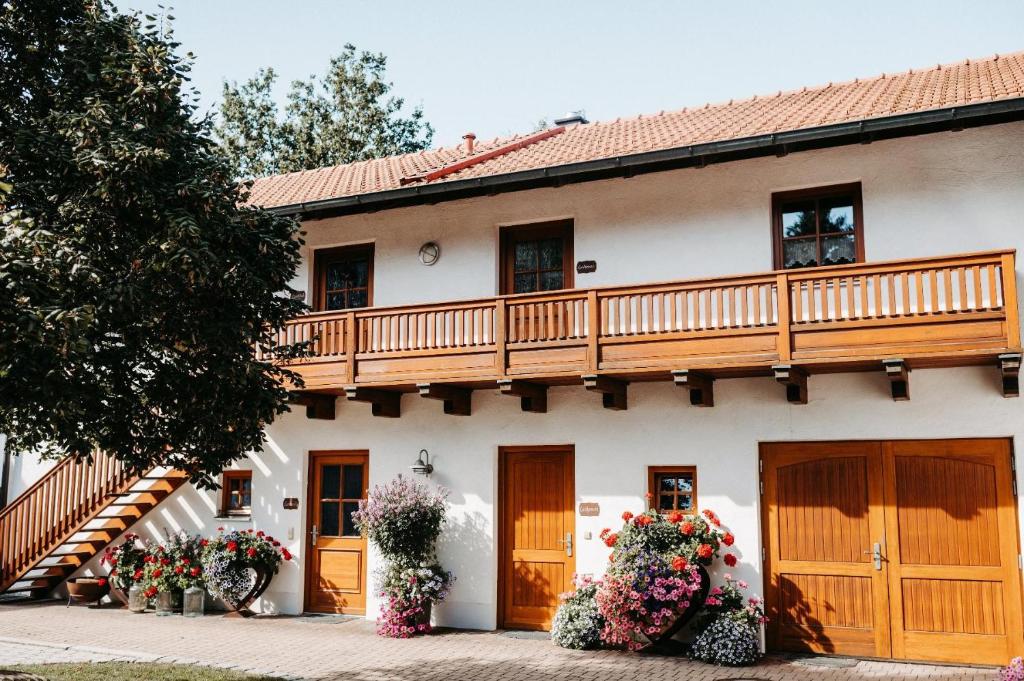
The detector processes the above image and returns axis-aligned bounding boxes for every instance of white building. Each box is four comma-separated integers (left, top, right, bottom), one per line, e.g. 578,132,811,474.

3,50,1024,666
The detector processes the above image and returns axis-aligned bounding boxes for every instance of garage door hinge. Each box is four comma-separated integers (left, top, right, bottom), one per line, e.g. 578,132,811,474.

759,458,763,473
760,480,764,495
1019,554,1023,570
762,547,766,562
1014,478,1018,497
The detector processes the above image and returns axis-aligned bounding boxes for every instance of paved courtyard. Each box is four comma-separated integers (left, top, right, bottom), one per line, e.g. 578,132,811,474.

0,601,999,681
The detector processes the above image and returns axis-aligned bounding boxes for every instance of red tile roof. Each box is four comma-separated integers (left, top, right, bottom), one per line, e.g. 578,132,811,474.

248,51,1024,210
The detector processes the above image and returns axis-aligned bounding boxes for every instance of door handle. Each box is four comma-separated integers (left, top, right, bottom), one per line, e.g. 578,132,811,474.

864,541,882,570
310,524,319,546
557,532,573,557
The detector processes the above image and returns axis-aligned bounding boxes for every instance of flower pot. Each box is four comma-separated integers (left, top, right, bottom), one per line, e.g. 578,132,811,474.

155,590,178,616
66,578,110,607
415,600,432,628
183,587,205,618
647,564,712,651
223,565,274,617
128,584,147,613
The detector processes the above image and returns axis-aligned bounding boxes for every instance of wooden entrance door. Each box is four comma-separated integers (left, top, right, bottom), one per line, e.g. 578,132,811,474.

305,451,368,614
761,439,1024,665
499,446,575,630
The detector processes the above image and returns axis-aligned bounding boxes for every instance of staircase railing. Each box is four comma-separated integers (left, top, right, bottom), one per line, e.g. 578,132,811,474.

0,453,136,592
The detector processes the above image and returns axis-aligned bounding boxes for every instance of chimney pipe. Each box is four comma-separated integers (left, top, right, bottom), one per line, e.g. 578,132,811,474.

462,132,476,155
554,111,589,127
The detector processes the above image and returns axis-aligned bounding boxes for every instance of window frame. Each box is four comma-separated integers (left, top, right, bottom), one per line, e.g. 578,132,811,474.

648,465,697,514
221,470,253,517
498,220,574,295
312,243,375,312
771,183,864,270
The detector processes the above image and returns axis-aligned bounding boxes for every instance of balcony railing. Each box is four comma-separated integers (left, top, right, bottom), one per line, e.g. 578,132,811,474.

262,250,1020,397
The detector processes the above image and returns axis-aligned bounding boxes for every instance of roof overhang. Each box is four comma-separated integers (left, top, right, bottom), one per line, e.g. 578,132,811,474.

267,97,1024,221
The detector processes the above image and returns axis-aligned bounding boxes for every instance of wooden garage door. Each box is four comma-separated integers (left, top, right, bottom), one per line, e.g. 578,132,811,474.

761,439,1023,665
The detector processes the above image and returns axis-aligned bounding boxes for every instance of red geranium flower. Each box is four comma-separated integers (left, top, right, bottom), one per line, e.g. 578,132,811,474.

226,541,238,552
671,555,688,572
152,568,163,578
599,528,610,540
174,566,184,574
702,509,721,527
190,567,202,577
603,533,618,547
644,492,654,501
634,515,652,527
256,531,265,537
272,541,281,547
110,569,117,577
97,577,107,587
246,547,257,558
181,557,190,565
160,557,170,566
680,521,694,536
723,532,735,547
723,553,737,567
667,511,683,524
621,511,633,522
133,569,144,580
281,548,292,561
696,544,713,559
199,539,209,547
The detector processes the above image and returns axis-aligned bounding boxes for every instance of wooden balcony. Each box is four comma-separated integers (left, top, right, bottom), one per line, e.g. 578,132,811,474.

263,250,1021,415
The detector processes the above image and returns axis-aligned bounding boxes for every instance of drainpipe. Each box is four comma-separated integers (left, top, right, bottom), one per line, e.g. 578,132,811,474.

0,437,10,508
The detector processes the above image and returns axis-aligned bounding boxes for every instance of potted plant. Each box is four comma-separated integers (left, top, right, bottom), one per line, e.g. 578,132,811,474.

200,528,289,616
353,476,454,638
99,532,147,605
689,574,767,666
140,531,205,615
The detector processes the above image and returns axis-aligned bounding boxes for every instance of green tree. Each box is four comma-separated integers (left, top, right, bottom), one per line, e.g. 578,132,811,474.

0,0,308,486
216,44,433,178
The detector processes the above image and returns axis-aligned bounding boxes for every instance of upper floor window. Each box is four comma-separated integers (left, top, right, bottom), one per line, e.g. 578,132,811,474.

221,470,252,517
313,244,373,311
499,220,574,295
772,183,863,270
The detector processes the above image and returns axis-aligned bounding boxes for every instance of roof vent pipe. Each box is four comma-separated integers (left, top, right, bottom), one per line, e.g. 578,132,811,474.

462,132,476,154
554,111,588,126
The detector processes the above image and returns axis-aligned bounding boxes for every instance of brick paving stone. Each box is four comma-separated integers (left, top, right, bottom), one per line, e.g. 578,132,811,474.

0,602,1001,681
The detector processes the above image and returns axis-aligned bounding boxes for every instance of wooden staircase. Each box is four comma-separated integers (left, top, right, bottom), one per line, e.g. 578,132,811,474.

0,454,188,597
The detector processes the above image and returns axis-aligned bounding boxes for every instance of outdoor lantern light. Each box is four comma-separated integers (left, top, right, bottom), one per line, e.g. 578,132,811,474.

410,449,433,477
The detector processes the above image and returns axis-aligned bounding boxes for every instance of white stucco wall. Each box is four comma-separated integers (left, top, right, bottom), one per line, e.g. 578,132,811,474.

53,121,1024,630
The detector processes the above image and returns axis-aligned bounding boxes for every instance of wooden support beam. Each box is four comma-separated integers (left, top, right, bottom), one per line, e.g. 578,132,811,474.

998,353,1021,398
582,374,627,411
883,359,910,401
497,379,547,413
290,392,336,420
344,386,402,418
417,383,472,416
671,370,715,407
773,364,808,404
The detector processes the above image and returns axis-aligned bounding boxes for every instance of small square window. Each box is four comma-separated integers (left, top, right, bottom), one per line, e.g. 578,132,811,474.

222,470,252,516
648,466,696,513
772,183,863,270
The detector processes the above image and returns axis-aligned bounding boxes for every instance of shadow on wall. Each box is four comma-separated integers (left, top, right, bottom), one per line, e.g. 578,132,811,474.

436,511,491,622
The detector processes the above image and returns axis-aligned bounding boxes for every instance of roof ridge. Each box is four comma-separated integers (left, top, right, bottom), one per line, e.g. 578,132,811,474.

578,50,1024,131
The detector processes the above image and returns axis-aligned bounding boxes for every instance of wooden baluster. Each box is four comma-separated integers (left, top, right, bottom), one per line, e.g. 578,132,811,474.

942,268,953,313
972,266,984,310
587,290,600,372
495,300,508,375
622,295,632,336
1001,252,1019,348
566,298,576,338
929,269,939,314
545,302,554,340
776,273,792,362
645,294,654,334
897,272,908,317
714,288,723,329
957,267,968,311
793,281,804,324
988,264,1000,310
602,297,612,336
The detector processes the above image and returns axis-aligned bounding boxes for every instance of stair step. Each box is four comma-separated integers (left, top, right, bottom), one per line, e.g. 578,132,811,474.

88,518,129,531
5,578,58,593
107,492,164,506
72,530,117,544
127,480,177,494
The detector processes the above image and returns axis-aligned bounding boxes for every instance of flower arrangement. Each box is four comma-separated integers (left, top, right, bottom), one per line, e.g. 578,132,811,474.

1002,658,1024,681
100,533,146,592
689,616,761,666
551,575,605,650
200,528,289,605
357,476,454,638
353,476,448,562
140,531,205,599
595,508,704,650
693,574,766,632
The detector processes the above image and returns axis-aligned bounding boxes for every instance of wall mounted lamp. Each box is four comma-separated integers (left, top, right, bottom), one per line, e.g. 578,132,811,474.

410,449,434,477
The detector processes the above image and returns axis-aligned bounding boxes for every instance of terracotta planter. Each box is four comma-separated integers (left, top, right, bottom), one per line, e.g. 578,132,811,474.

223,565,274,618
66,577,110,607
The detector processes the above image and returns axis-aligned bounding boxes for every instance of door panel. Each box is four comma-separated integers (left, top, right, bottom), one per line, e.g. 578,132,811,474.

762,442,890,657
500,447,575,630
306,452,368,614
883,439,1023,665
762,439,1024,665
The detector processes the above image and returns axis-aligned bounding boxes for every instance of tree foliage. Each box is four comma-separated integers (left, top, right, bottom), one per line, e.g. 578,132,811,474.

215,44,433,178
0,0,308,485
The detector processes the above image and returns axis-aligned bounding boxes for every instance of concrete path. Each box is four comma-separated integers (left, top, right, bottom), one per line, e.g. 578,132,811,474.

0,601,999,680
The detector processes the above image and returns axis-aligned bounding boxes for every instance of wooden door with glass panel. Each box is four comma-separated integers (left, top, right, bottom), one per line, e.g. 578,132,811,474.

305,451,368,614
314,244,373,311
499,446,575,631
500,221,573,295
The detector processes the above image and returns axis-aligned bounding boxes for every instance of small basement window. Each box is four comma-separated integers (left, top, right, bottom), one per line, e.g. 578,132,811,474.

772,183,863,269
648,466,697,513
221,470,252,516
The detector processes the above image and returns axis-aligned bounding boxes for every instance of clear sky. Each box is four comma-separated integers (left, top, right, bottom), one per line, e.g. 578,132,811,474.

114,0,1024,149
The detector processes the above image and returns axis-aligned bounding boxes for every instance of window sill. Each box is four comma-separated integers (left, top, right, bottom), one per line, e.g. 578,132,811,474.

214,514,252,523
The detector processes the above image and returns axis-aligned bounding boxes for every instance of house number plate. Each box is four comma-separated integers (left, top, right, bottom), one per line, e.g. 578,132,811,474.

578,502,600,516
